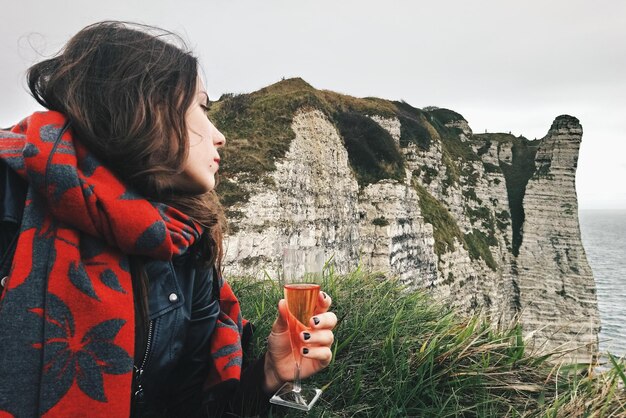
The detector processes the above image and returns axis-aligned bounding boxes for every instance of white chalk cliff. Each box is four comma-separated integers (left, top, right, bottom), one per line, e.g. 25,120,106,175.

212,78,600,362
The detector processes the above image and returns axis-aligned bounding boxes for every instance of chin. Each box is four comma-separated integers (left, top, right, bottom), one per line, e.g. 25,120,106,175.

193,183,214,194
179,180,215,195
199,178,216,193
179,171,215,194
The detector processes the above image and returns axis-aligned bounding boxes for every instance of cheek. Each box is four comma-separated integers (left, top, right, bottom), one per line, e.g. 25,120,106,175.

187,109,211,139
199,140,212,164
189,148,206,170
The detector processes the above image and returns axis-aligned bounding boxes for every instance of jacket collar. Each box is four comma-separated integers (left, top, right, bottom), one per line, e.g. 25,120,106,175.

0,159,27,225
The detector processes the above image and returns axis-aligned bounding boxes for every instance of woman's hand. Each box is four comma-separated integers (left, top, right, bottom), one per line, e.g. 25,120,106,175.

262,291,337,393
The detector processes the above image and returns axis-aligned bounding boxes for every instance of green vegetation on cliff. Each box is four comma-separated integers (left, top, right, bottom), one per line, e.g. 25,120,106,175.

232,268,626,417
464,229,498,271
334,111,404,186
427,108,465,124
414,179,497,271
394,100,434,150
397,101,478,191
413,180,463,257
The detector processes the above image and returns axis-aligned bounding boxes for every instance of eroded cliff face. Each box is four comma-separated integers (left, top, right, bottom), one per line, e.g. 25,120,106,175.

222,109,361,276
211,78,599,362
514,117,599,358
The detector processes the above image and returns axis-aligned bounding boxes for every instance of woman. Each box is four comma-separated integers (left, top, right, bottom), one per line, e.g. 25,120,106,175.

0,20,336,417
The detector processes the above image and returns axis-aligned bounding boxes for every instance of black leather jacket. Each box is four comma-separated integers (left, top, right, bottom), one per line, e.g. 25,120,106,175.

0,160,271,417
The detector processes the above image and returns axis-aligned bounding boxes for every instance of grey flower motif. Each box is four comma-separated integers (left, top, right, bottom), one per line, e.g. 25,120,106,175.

29,293,133,411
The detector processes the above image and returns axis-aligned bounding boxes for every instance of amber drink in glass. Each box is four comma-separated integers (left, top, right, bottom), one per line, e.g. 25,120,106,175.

270,247,325,411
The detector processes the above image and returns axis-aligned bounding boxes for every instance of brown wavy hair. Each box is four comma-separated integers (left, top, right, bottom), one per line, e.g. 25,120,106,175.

25,21,227,359
26,20,225,271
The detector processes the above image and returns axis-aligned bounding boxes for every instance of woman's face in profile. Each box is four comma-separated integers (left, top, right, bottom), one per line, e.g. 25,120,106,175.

173,75,225,194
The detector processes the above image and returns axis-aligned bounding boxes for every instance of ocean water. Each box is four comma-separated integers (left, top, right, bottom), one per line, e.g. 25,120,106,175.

579,209,626,358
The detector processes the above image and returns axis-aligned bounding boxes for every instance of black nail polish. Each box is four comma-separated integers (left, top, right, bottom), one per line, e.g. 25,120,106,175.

303,347,309,355
313,317,320,325
303,332,311,340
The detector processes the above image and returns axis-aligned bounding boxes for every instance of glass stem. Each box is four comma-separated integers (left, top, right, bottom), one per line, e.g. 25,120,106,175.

293,362,302,393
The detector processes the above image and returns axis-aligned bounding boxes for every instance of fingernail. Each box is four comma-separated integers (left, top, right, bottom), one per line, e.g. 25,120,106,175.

323,292,327,299
303,347,309,355
303,332,311,340
313,317,320,325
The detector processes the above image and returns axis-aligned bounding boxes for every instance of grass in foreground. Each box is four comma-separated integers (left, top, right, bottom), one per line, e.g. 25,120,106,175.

231,266,626,417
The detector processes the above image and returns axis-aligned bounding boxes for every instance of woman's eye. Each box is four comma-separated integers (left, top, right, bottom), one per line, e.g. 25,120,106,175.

200,104,210,111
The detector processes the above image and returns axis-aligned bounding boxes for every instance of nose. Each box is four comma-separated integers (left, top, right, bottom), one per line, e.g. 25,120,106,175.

214,128,226,148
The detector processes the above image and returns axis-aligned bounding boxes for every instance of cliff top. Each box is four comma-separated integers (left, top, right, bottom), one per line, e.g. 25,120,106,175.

550,114,582,131
208,77,575,208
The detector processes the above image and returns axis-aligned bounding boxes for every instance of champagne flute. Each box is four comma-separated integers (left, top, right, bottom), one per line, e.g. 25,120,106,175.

269,247,325,411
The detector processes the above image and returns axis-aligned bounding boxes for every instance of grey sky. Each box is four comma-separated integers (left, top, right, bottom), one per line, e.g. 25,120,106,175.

2,0,624,209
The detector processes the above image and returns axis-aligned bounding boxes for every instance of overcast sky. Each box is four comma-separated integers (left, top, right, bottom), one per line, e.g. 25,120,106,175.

2,0,624,209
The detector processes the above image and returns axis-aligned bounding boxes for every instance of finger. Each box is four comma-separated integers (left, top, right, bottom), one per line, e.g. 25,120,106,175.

301,346,332,366
301,329,334,346
314,291,332,315
271,299,290,334
310,311,337,330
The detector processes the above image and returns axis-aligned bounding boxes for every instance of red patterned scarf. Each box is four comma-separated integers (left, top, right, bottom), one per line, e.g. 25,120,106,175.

0,111,246,417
